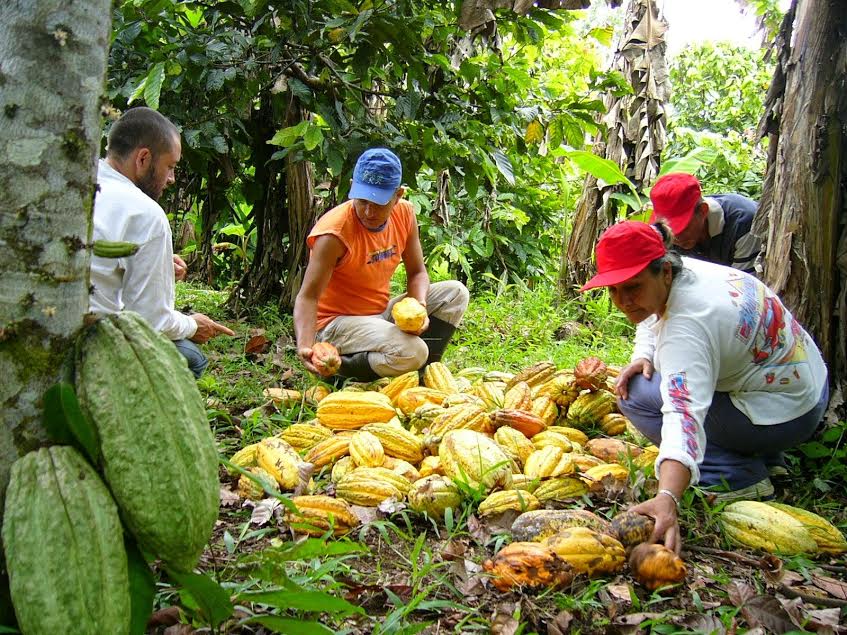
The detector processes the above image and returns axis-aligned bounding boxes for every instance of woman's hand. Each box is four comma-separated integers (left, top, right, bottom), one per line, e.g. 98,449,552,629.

615,357,654,400
630,493,682,554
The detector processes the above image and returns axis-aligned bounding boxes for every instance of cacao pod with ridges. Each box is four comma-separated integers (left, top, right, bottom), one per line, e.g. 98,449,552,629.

629,543,687,590
523,446,576,480
277,421,334,451
531,395,559,426
2,446,131,635
396,387,448,416
362,422,425,463
423,362,459,393
532,477,589,503
316,391,397,429
543,526,626,576
507,361,556,390
483,542,574,592
439,429,513,494
303,435,351,468
257,437,307,490
310,341,341,377
380,370,420,403
391,297,428,332
574,356,608,391
610,510,655,550
285,495,359,536
490,408,546,438
720,501,818,554
238,467,280,500
567,391,618,428
407,475,462,520
75,312,219,572
503,381,533,411
349,430,385,467
478,489,540,516
494,425,536,467
511,509,614,542
765,502,847,554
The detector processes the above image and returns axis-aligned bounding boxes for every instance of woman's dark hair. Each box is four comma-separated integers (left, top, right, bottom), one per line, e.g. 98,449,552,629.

645,220,683,279
106,107,178,160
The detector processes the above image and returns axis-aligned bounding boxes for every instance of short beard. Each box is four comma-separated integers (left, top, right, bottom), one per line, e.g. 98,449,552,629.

137,162,162,201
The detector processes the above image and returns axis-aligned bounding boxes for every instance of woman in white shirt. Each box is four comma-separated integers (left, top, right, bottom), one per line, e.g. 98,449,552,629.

581,221,828,552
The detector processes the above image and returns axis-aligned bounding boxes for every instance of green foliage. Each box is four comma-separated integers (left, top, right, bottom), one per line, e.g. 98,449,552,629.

664,43,773,199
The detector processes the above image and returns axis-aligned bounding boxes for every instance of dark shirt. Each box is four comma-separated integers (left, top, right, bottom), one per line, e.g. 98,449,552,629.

680,194,760,274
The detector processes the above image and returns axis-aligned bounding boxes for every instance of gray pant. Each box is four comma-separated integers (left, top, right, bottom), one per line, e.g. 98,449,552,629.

317,280,469,377
618,372,828,489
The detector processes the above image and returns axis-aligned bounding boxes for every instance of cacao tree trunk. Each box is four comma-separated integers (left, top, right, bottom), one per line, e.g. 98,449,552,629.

0,0,111,617
755,0,847,411
558,0,670,297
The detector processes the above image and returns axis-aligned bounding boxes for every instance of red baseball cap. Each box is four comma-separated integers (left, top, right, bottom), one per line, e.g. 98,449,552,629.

581,221,667,291
649,173,702,235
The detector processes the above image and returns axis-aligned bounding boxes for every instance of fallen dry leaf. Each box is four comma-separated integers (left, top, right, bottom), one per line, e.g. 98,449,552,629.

467,514,491,544
219,487,241,507
242,399,277,419
678,614,726,634
377,497,406,515
810,572,847,600
350,505,379,525
740,595,795,633
441,539,468,561
248,498,280,526
546,609,574,635
147,606,181,629
490,601,519,635
727,579,757,607
245,333,270,356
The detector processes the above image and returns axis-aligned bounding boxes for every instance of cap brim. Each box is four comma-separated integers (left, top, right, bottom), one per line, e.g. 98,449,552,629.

349,182,394,205
580,261,652,291
649,209,692,236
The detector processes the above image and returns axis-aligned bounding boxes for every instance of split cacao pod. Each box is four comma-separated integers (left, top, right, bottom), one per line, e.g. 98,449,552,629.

75,312,219,572
483,542,574,592
2,446,131,635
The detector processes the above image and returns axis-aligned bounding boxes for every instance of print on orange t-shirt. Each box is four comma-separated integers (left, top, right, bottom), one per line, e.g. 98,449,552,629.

307,200,415,329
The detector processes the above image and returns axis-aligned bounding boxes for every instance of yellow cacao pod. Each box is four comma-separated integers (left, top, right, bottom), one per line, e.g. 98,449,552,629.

304,384,333,404
566,391,617,428
542,526,626,576
226,442,260,476
430,404,490,436
407,475,462,520
507,361,556,390
509,473,540,492
349,430,385,467
720,501,818,554
442,392,486,409
531,430,574,453
534,374,580,408
391,297,428,333
530,395,559,426
396,387,448,416
546,426,589,446
256,437,306,490
523,446,576,480
303,435,351,468
629,543,687,590
532,477,589,503
330,455,357,483
285,495,359,536
237,467,279,500
511,509,614,542
264,387,303,405
423,362,459,394
335,467,411,506
362,422,425,463
494,426,536,467
381,457,421,483
765,503,847,554
503,381,533,411
418,455,444,477
478,490,540,516
470,382,505,410
380,370,420,403
316,391,397,430
599,413,629,436
581,463,630,491
277,421,334,452
439,429,513,494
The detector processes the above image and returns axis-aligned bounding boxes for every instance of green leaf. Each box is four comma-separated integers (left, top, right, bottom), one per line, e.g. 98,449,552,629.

249,616,335,635
588,26,614,47
658,147,717,176
167,570,233,628
565,151,636,194
143,62,166,110
799,441,831,459
237,590,364,616
303,125,324,151
42,382,100,463
268,121,309,147
492,150,515,185
125,538,156,635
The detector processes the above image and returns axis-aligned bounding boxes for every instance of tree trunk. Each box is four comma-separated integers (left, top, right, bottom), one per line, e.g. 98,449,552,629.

0,0,111,616
755,0,846,409
558,0,670,296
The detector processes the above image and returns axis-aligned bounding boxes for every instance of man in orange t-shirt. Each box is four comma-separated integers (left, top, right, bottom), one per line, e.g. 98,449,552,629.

294,148,469,381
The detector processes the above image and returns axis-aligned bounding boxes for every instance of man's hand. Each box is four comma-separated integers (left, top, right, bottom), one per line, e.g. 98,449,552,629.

297,346,322,376
615,357,654,400
190,313,235,343
173,254,188,281
409,314,430,337
629,494,682,554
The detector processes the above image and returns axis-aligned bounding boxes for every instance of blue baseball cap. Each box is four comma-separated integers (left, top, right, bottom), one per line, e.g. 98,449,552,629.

348,148,402,205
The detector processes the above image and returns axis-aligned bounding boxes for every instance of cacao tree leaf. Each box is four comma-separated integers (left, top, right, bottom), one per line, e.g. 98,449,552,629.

492,150,515,185
125,538,156,635
237,589,364,616
42,382,100,463
143,62,166,110
168,570,234,628
250,616,335,634
303,124,324,151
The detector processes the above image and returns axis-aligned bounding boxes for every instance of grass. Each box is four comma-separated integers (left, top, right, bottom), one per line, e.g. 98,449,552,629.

171,279,847,633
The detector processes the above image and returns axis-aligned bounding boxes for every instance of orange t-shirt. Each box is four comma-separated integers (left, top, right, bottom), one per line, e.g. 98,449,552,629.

308,199,416,329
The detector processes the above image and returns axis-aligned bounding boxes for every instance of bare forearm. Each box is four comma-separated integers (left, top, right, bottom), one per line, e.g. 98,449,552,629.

657,459,690,501
294,296,318,350
406,271,430,305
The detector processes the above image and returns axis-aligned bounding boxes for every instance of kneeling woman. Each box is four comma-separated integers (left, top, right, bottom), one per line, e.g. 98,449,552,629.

581,221,828,552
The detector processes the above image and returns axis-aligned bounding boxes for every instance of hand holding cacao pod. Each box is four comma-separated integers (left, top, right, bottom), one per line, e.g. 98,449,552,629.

391,297,428,333
310,341,341,377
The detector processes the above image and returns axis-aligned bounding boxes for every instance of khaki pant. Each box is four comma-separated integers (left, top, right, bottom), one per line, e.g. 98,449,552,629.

317,280,469,377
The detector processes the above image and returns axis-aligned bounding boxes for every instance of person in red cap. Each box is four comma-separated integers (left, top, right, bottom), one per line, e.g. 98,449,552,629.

294,148,469,382
649,173,760,274
582,220,828,553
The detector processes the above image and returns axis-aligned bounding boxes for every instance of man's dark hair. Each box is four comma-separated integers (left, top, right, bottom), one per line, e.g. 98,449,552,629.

106,107,179,160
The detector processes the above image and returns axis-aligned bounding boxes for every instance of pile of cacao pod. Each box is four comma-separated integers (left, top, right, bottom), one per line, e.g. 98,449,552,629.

231,355,845,592
2,313,220,634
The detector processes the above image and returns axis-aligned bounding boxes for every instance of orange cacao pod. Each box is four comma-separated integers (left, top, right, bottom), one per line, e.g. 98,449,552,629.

628,543,687,590
483,542,573,592
310,342,341,377
573,356,608,391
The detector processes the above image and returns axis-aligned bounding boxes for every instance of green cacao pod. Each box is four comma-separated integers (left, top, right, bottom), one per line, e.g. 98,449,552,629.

566,390,617,428
75,312,219,572
2,446,130,634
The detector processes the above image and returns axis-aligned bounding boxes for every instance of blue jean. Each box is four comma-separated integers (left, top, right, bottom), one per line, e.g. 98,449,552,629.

173,339,208,379
618,373,828,489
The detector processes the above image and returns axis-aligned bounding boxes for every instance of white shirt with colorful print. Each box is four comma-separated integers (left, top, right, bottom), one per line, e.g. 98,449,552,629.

630,257,828,486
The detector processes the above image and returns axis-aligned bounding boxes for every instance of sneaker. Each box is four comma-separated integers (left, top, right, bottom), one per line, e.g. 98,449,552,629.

703,477,775,503
767,465,789,477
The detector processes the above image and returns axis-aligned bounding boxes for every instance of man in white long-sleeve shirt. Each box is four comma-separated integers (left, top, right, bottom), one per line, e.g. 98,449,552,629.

90,107,233,377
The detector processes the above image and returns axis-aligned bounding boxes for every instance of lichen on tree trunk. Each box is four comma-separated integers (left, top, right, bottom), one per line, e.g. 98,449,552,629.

0,0,111,520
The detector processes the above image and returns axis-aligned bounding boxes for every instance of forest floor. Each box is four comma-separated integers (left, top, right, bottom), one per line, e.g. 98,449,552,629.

155,283,847,635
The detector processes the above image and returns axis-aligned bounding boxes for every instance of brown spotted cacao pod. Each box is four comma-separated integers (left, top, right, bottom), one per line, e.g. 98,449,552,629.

543,526,626,576
574,356,608,391
311,341,341,377
511,509,614,542
628,543,687,590
611,510,656,550
483,542,574,592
